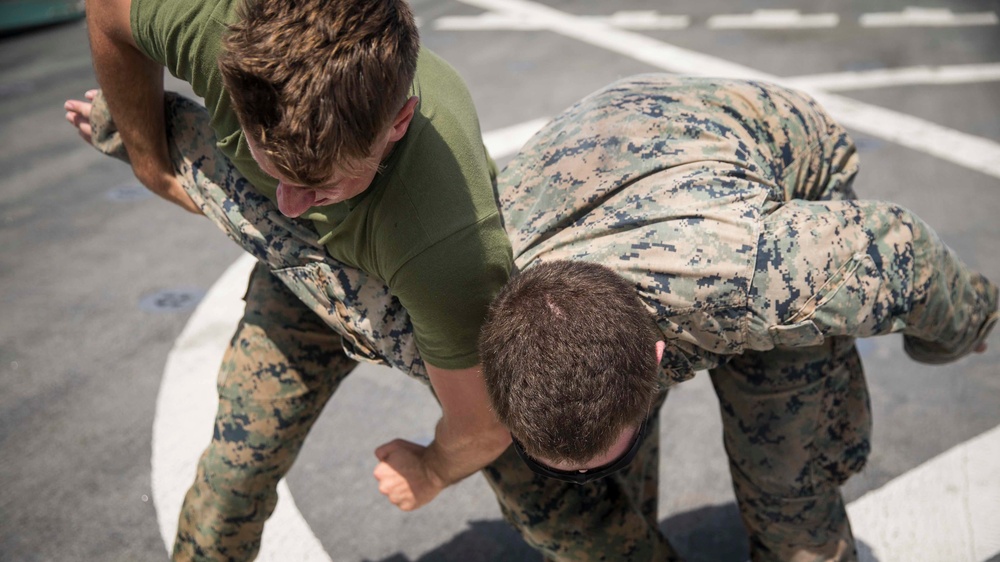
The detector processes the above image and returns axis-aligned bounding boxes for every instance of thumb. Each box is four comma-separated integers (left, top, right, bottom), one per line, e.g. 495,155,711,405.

375,439,404,461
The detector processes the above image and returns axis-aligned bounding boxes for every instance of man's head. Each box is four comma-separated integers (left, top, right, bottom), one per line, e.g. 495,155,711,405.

479,260,663,479
219,0,420,216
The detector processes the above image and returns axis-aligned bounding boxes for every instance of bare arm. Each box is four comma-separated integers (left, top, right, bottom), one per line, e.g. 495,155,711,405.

373,362,511,511
79,0,199,213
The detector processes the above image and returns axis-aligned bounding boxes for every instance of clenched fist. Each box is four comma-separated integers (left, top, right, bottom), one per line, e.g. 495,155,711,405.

373,439,446,511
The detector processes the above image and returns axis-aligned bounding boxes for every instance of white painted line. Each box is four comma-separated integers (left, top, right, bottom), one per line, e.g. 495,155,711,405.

848,424,1000,562
435,13,545,31
483,117,550,160
708,10,839,30
860,7,999,27
436,11,689,31
455,0,770,79
788,63,1000,92
808,90,1000,179
454,0,1000,180
151,253,333,561
581,11,690,30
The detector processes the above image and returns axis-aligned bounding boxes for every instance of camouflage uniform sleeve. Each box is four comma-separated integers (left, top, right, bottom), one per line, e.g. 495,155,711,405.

747,199,998,362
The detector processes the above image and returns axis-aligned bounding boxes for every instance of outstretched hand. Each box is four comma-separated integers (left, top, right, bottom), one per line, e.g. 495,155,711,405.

62,89,202,214
373,439,445,512
64,90,98,144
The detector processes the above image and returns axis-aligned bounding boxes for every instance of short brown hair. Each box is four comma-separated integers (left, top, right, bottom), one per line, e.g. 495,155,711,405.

479,260,661,464
219,0,420,185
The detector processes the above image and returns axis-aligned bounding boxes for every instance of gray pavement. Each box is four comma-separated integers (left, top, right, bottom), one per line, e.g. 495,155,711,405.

1,1,998,560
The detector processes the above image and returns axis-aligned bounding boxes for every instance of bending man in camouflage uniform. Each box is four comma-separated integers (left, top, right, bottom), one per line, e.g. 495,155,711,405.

77,74,995,561
478,75,997,562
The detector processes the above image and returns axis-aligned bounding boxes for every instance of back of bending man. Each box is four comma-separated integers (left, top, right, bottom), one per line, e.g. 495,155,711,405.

477,75,997,561
71,0,512,559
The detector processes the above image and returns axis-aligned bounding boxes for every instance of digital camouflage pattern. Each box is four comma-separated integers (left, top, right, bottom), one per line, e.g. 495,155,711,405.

496,75,996,382
491,74,996,561
173,265,356,561
88,74,997,562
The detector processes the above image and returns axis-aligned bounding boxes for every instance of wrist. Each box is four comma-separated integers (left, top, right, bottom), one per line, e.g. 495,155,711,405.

419,444,454,491
134,164,177,193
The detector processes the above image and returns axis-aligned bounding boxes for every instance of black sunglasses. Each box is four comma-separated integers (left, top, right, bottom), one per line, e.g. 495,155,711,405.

510,416,649,485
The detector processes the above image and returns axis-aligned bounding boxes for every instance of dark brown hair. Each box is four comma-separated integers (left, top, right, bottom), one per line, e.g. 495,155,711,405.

219,0,419,185
479,260,661,464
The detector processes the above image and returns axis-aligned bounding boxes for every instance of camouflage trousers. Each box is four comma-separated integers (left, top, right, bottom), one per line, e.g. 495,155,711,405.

88,90,996,562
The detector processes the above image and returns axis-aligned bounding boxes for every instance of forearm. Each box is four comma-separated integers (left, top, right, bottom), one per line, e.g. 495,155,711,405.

87,6,169,181
422,414,511,488
85,0,198,212
421,361,512,487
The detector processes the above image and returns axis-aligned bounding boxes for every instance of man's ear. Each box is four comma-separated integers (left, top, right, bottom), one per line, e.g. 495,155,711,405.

655,340,665,364
387,96,419,142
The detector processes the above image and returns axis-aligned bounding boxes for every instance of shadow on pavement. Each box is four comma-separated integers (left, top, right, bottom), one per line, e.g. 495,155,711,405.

369,503,751,562
368,504,884,562
661,502,749,562
368,519,542,562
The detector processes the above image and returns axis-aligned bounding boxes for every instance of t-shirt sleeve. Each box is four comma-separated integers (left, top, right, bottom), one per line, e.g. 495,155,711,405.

388,213,513,370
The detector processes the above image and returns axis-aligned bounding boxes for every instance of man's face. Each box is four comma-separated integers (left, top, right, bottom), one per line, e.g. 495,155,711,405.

512,420,647,484
246,133,389,218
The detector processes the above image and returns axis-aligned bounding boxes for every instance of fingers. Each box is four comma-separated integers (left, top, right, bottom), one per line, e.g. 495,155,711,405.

374,438,419,461
64,93,97,145
64,99,93,119
372,461,417,511
64,109,93,144
374,439,399,461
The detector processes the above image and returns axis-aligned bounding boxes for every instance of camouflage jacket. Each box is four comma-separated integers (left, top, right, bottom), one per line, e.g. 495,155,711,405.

497,75,856,385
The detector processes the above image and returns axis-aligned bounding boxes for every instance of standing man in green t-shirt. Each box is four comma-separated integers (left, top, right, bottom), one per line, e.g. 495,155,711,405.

66,0,513,559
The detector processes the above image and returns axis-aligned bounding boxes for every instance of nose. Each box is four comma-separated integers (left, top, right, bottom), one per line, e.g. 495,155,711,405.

275,182,318,218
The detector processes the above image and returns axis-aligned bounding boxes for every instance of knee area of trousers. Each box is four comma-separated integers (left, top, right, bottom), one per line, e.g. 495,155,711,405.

196,462,280,505
198,445,287,493
730,460,825,500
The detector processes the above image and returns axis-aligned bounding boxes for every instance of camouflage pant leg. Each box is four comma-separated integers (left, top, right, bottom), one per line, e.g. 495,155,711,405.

174,263,357,562
709,338,869,562
748,200,999,360
482,390,682,562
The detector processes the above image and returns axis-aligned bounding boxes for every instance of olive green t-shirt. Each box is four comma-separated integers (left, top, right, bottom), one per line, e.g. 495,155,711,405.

131,0,512,368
